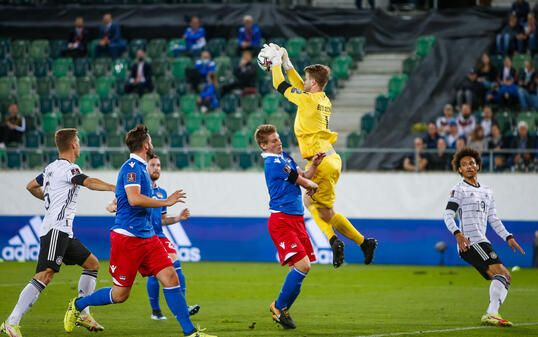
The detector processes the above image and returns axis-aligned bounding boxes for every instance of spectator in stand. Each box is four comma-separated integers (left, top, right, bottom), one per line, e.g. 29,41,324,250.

0,104,25,148
95,13,127,59
221,49,258,96
513,152,536,171
489,124,508,171
499,75,520,110
237,15,262,56
456,68,485,109
523,13,537,53
445,120,461,149
436,104,455,136
486,82,502,106
497,14,524,55
186,50,216,93
198,73,219,113
477,53,498,89
512,0,531,24
403,137,428,172
125,50,153,97
498,56,518,83
518,60,536,109
510,120,536,164
468,125,488,152
428,138,452,171
172,16,206,58
455,137,467,151
524,74,538,109
422,122,440,149
480,105,496,137
456,104,476,138
62,17,88,58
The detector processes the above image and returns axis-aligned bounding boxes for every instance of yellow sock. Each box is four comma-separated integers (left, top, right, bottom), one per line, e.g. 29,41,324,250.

307,205,336,240
329,213,365,246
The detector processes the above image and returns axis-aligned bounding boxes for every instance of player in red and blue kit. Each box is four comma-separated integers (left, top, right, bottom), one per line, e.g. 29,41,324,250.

254,124,325,330
146,154,200,320
64,125,216,337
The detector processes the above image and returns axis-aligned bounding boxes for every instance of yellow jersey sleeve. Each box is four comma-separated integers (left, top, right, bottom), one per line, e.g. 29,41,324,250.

271,65,312,108
286,68,304,91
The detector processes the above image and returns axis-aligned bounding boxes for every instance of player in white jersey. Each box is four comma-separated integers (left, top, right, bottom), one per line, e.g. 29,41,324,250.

1,129,115,337
443,147,525,328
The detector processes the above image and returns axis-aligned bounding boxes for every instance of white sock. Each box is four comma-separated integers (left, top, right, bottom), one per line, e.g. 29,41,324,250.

487,274,509,315
78,270,98,315
7,279,46,325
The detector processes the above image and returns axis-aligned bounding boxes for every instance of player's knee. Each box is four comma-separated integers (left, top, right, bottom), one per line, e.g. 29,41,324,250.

83,254,99,270
112,291,129,303
35,268,55,285
301,263,311,274
504,271,511,283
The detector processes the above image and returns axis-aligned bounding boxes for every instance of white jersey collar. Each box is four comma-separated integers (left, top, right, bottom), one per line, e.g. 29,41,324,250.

261,152,284,159
130,153,147,166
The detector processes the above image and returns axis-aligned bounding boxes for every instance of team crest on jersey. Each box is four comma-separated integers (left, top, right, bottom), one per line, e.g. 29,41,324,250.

128,161,135,168
283,165,292,174
55,256,63,265
70,168,80,175
291,243,297,248
489,251,498,259
274,158,281,163
119,275,126,281
156,192,164,198
451,190,455,197
291,88,302,94
285,157,291,163
127,172,136,182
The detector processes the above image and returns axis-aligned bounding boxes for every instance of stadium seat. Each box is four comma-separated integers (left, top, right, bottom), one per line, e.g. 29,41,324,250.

74,150,88,167
81,114,100,133
221,94,240,114
512,53,531,72
416,36,435,58
210,131,230,148
290,55,311,76
42,113,59,133
306,37,325,58
14,58,32,77
75,76,93,96
269,37,287,49
92,58,112,77
43,131,57,148
151,130,168,147
36,77,52,96
518,111,536,132
232,129,250,149
119,94,138,116
258,76,272,96
165,113,182,133
346,131,366,148
332,56,351,79
25,130,42,148
100,95,117,114
30,40,50,59
89,151,106,169
215,151,233,169
172,151,190,169
74,58,91,77
87,131,105,147
59,95,77,114
246,112,266,134
61,113,79,128
171,57,192,79
185,112,204,133
54,76,73,98
103,112,121,133
79,94,99,114
225,112,244,132
128,39,147,58
189,129,210,148
326,37,345,57
107,131,124,147
205,111,225,133
174,79,188,96
140,93,160,115
214,56,233,79
280,129,294,148
50,40,67,59
193,151,215,170
7,150,23,169
151,58,169,77
207,38,227,57
39,94,56,114
147,39,167,59
311,54,333,67
237,151,255,169
375,94,390,114
262,93,281,115
33,58,51,78
18,94,38,116
25,150,44,169
96,76,115,97
11,40,29,59
144,112,164,132
110,151,129,168
388,74,408,99
361,113,376,134
167,38,185,57
180,94,198,115
124,113,143,131
170,130,185,148
283,99,296,114
225,38,238,57
53,58,73,78
285,37,306,59
155,76,173,96
490,54,504,71
0,59,12,77
160,93,178,114
0,40,10,59
346,37,366,61
241,93,260,114
402,55,419,76
267,111,289,131
112,58,130,79
0,77,15,98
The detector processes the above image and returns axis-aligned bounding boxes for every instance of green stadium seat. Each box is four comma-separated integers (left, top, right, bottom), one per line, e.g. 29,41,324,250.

205,111,225,133
124,113,143,131
193,151,214,170
16,76,36,97
267,111,289,131
283,99,296,114
174,79,189,96
290,55,311,76
346,37,366,61
33,58,51,78
18,94,38,116
42,113,59,133
327,37,345,57
25,112,41,131
107,131,124,148
262,93,281,114
167,38,185,57
311,54,333,67
11,40,29,59
59,96,77,114
53,58,73,78
346,131,366,148
241,93,260,114
189,129,210,148
161,93,178,114
128,39,147,58
75,76,93,96
30,40,50,59
144,112,164,132
221,94,240,114
165,113,181,133
518,111,536,132
140,93,160,115
96,76,115,97
14,58,32,77
306,37,325,58
180,94,198,115
36,77,52,96
92,58,112,77
39,94,56,114
207,38,227,57
332,56,351,79
103,113,120,133
361,113,376,134
54,76,73,98
269,37,287,49
375,94,390,114
185,112,204,133
7,150,23,169
512,53,531,72
285,37,306,59
225,112,244,132
0,77,15,98
214,56,233,79
0,40,10,59
151,58,169,77
79,94,99,114
237,151,254,169
89,151,106,169
74,150,88,167
258,76,272,96
246,112,266,134
416,36,435,58
81,114,100,133
151,130,168,148
171,57,192,79
280,129,294,148
172,151,190,169
119,94,138,116
225,38,238,57
73,58,91,77
43,131,56,148
112,59,130,79
155,76,173,96
87,131,105,147
26,150,42,169
170,130,185,148
50,40,66,59
0,59,12,77
61,113,79,128
110,151,129,168
215,151,233,169
388,74,408,99
402,55,419,76
100,95,117,114
147,39,167,59
25,130,42,148
210,131,229,148
232,129,250,149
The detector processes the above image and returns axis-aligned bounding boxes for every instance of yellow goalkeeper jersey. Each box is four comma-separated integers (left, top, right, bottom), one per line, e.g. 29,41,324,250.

271,65,338,159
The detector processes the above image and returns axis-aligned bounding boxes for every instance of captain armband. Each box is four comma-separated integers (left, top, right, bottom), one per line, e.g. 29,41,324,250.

277,82,291,95
71,174,89,186
287,170,299,184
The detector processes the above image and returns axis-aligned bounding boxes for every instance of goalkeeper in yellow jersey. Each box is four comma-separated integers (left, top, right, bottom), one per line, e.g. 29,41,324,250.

259,43,377,268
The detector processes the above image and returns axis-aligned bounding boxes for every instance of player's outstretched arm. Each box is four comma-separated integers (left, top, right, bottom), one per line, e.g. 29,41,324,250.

26,177,44,201
162,208,190,225
125,186,186,208
507,236,525,254
300,152,325,179
295,176,318,196
106,198,117,213
270,43,304,90
81,177,115,192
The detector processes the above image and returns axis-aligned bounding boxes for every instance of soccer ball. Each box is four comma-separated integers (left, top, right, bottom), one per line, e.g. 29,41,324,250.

257,53,272,72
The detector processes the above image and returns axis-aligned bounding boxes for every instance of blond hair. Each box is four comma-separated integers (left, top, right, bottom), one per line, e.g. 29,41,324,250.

55,128,78,152
254,124,277,147
304,64,331,89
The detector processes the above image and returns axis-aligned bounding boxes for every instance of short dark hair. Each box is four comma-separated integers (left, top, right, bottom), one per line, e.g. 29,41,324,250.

55,128,78,152
148,153,159,161
452,147,482,175
125,124,149,153
304,64,331,89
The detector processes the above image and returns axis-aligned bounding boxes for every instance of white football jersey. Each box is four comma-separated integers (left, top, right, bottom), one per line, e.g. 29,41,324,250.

40,159,83,238
444,180,511,245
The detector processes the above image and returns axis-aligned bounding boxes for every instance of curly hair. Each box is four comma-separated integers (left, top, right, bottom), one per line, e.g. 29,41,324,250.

452,147,482,175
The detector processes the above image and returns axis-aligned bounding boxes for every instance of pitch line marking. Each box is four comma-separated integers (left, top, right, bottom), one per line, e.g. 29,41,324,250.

355,322,538,337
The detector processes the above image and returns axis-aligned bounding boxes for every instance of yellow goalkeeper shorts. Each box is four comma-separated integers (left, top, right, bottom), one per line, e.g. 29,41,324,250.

305,151,341,209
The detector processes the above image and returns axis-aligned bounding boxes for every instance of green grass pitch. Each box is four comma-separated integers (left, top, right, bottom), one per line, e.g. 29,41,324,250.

0,261,537,337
